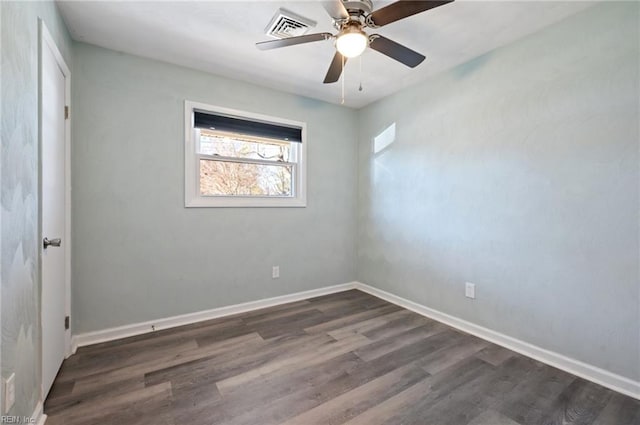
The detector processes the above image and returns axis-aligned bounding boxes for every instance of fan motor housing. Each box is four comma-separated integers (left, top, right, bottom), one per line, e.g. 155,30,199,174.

342,0,373,15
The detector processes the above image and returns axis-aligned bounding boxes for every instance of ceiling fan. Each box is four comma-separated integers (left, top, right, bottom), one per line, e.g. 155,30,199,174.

256,0,454,84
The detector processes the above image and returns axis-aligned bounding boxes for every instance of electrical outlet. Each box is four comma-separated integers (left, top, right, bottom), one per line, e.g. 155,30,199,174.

272,266,280,279
465,282,476,299
4,373,15,413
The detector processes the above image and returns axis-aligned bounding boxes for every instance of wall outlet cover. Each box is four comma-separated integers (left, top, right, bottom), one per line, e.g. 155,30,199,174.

4,373,16,413
272,266,280,279
465,282,476,299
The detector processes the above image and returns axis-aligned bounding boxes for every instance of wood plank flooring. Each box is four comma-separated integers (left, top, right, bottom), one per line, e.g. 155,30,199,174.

45,290,640,425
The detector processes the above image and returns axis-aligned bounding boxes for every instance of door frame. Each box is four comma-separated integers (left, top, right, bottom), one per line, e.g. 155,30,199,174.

38,19,72,399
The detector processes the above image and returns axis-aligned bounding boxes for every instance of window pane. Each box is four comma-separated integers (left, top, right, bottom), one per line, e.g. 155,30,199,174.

199,159,292,197
198,130,292,162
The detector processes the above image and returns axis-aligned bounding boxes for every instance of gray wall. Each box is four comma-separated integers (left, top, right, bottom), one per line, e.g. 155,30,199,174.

1,0,73,416
357,2,639,381
71,43,358,333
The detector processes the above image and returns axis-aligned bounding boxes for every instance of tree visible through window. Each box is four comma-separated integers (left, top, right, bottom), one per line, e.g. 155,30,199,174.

198,131,293,197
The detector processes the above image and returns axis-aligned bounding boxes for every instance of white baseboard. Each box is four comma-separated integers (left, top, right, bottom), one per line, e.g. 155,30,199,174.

71,282,358,352
31,401,47,425
69,279,639,400
353,281,640,400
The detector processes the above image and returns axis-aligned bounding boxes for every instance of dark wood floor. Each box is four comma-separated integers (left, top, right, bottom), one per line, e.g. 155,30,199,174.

45,290,639,425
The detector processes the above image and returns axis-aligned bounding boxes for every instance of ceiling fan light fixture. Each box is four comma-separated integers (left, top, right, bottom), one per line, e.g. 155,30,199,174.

257,0,454,84
336,28,368,58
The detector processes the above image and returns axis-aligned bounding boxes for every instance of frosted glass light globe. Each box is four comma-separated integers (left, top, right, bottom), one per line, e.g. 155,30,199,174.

336,30,368,58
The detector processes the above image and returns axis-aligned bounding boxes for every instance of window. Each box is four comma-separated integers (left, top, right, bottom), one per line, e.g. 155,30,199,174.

185,101,306,207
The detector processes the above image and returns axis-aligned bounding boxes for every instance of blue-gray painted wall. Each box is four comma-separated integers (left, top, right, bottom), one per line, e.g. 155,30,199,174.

70,42,359,333
357,2,639,380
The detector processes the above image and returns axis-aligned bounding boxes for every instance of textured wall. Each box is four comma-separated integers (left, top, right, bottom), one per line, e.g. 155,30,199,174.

1,0,72,416
71,43,358,333
357,2,639,381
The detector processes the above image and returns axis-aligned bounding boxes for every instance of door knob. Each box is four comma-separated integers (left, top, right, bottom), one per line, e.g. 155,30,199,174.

43,237,62,249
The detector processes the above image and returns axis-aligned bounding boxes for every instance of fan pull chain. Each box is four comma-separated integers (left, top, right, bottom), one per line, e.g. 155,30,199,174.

358,56,363,92
341,54,345,105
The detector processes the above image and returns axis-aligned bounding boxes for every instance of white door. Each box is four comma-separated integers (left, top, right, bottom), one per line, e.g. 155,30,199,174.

41,27,69,398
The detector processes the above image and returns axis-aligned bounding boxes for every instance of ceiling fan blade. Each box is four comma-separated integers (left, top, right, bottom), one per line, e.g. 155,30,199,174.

322,0,349,19
369,35,426,68
324,52,347,84
256,33,333,50
367,0,453,27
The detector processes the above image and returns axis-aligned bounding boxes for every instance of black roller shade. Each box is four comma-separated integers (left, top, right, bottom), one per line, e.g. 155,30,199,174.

194,110,302,143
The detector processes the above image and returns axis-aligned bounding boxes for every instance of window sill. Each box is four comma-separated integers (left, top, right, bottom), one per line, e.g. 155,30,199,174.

185,196,307,208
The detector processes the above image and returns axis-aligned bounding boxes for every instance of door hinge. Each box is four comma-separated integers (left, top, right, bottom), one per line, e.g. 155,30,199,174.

64,105,69,120
64,316,70,330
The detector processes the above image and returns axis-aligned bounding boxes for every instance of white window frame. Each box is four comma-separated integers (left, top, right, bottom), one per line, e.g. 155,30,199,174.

184,100,307,208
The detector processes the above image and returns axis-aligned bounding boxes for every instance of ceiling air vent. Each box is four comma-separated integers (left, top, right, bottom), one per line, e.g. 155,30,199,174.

265,8,317,39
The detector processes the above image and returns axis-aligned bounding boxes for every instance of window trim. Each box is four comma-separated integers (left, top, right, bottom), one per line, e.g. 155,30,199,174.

184,100,307,208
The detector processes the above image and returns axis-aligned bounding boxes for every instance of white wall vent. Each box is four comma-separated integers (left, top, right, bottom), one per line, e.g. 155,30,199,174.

265,8,317,39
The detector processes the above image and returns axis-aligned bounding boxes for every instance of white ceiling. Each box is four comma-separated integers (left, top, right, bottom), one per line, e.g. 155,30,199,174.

57,0,596,108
